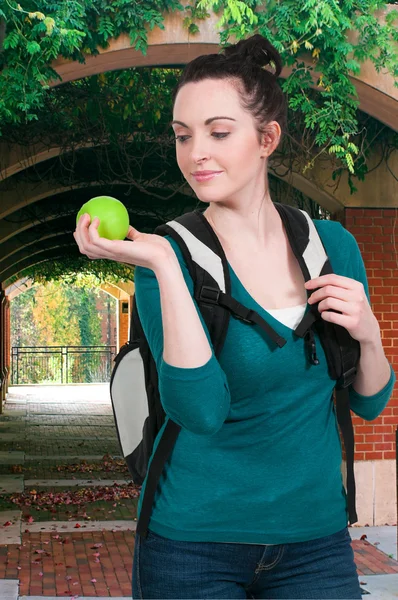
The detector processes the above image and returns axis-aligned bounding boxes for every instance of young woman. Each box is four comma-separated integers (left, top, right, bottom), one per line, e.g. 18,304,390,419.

74,35,395,600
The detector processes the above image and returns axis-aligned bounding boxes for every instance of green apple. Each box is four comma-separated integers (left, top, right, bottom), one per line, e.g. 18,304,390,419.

76,196,130,240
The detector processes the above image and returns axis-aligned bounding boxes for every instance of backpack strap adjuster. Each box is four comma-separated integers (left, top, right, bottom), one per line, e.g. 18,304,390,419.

337,366,357,389
199,287,254,324
199,286,220,305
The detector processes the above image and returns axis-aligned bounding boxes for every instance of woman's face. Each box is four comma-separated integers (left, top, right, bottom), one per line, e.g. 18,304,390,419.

172,78,270,207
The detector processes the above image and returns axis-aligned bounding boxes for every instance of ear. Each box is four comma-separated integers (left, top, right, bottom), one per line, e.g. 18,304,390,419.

260,121,281,158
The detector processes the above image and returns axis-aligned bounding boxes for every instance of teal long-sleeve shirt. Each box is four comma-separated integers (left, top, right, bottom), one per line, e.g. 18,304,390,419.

134,218,395,544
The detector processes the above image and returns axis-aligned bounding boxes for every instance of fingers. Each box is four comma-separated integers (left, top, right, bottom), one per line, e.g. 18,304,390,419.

317,297,352,315
308,285,357,305
126,225,141,241
73,213,90,251
74,213,113,259
305,274,363,291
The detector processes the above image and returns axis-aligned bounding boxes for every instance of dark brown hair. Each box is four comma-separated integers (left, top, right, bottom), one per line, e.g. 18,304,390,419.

172,34,287,137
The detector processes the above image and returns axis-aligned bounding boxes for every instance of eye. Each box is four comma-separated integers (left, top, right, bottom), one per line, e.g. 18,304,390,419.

212,132,230,139
175,135,191,143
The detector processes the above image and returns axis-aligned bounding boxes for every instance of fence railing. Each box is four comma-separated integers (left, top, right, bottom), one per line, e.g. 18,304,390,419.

11,345,116,384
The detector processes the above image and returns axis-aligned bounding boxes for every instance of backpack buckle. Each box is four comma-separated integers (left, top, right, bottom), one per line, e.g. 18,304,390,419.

200,286,220,305
338,367,357,389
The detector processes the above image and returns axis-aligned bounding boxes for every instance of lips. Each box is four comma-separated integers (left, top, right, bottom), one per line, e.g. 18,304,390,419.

191,171,223,182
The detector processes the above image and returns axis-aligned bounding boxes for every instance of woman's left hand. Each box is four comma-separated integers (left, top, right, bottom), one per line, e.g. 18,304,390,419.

305,274,380,345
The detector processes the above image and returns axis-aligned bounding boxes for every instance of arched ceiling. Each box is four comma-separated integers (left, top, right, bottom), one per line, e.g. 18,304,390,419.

0,247,82,284
0,184,199,284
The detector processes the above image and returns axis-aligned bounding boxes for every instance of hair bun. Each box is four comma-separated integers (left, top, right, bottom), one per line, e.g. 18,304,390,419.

223,34,282,78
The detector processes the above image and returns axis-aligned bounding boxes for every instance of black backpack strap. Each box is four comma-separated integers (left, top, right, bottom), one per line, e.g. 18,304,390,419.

199,286,286,348
275,204,359,523
155,210,232,357
129,294,141,342
156,210,286,350
333,325,360,390
332,323,359,525
335,387,358,524
274,202,333,287
136,419,181,537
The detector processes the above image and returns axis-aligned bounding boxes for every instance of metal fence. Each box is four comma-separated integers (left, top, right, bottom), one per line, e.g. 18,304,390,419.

11,346,116,384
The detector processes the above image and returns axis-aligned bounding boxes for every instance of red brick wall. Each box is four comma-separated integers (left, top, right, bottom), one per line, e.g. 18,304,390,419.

343,208,398,461
95,294,117,347
118,299,130,348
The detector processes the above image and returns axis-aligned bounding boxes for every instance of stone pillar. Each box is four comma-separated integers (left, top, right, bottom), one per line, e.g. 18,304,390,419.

341,207,398,524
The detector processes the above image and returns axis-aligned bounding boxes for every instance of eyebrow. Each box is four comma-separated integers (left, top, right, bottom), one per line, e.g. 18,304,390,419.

171,116,236,127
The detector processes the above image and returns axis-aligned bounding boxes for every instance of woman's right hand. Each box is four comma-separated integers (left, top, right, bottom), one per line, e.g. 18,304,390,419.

74,213,176,272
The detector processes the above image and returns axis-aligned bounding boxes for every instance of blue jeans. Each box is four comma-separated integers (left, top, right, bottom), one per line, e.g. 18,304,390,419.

132,526,362,599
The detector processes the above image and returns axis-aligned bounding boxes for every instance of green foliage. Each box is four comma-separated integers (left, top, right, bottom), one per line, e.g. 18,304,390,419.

0,0,182,127
182,3,210,34
197,0,397,173
5,256,134,288
9,286,42,347
0,0,396,177
10,281,114,383
10,281,104,348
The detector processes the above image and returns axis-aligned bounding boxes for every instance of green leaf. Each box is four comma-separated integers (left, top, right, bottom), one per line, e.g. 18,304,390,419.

188,23,200,34
3,31,20,50
26,41,41,55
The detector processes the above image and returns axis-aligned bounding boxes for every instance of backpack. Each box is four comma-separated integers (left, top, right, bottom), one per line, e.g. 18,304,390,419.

110,203,360,539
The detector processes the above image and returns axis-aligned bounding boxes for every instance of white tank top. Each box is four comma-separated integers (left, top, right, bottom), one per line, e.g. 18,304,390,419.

266,303,307,330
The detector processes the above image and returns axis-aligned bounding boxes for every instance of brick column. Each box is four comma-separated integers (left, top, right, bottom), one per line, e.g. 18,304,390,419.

4,297,10,395
0,286,5,412
342,207,398,524
118,299,131,349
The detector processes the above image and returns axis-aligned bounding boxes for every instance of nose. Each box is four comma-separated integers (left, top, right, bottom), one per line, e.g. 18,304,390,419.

190,135,210,164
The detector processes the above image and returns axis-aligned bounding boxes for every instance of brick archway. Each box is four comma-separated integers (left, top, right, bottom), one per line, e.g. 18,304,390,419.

51,8,398,132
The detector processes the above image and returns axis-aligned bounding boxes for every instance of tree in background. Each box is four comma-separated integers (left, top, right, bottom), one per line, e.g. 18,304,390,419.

11,286,42,348
30,282,81,347
10,282,114,383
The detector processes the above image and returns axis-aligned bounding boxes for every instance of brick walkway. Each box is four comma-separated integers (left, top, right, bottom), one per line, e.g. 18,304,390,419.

352,538,398,576
1,385,397,598
0,533,397,597
0,531,134,597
